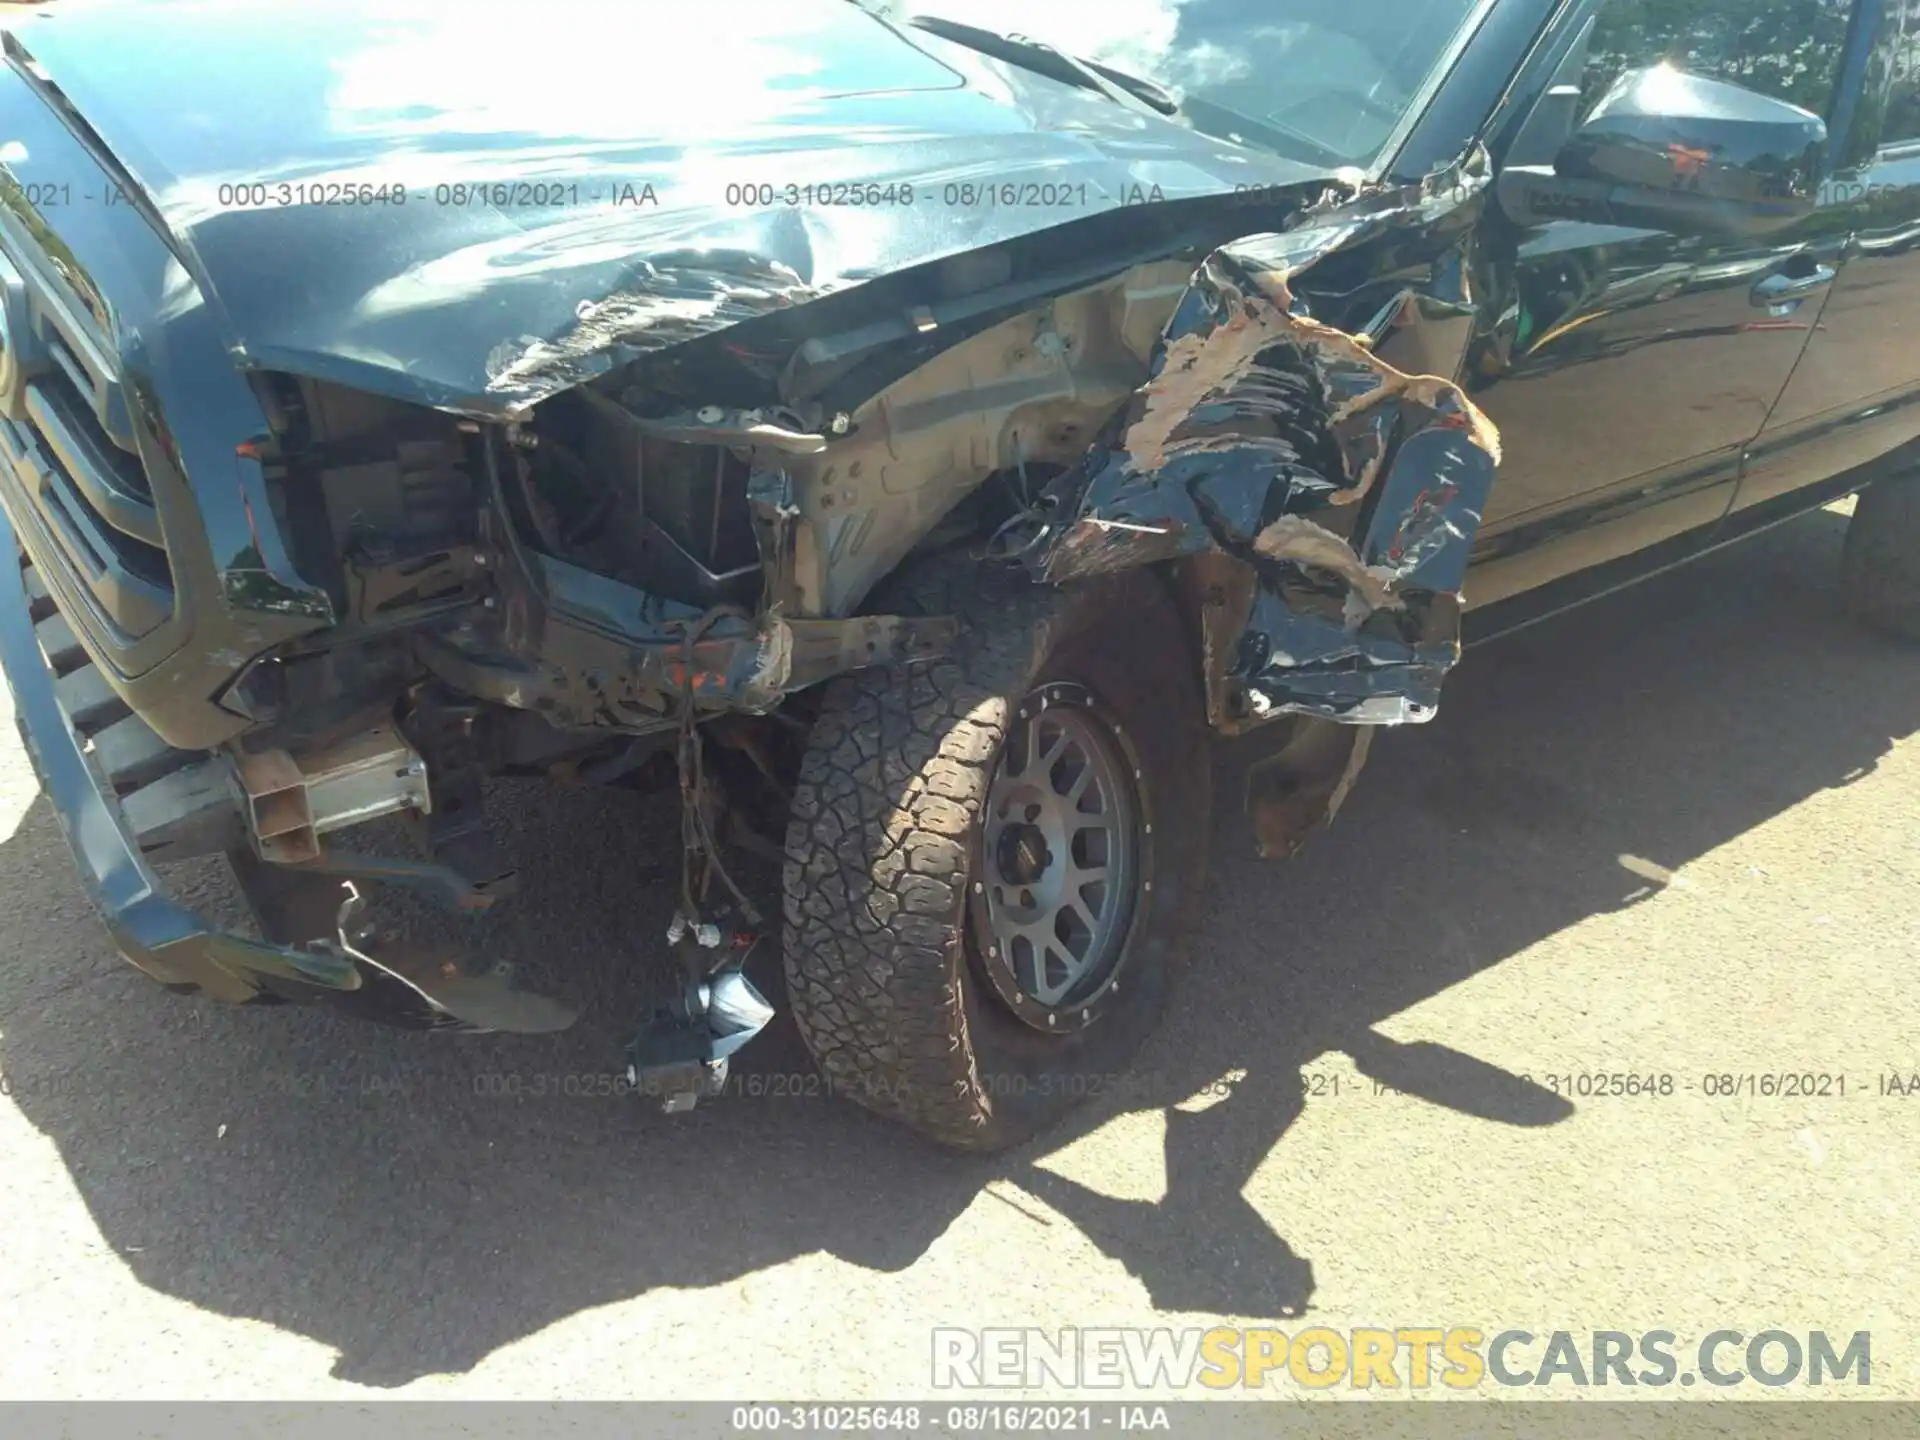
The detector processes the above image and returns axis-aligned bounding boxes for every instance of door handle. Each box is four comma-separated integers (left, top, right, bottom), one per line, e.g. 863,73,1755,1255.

1750,265,1836,308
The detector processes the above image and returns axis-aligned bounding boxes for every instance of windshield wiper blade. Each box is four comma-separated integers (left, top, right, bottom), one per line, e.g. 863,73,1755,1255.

906,15,1179,117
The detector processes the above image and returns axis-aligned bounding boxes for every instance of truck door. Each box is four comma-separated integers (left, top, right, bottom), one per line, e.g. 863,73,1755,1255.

1464,0,1864,609
1736,0,1920,515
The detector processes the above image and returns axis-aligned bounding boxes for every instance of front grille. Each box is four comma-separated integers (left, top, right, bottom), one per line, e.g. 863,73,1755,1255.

0,237,173,649
17,546,228,863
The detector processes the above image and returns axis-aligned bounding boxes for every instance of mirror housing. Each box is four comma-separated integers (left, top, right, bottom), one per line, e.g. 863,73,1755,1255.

1499,65,1828,237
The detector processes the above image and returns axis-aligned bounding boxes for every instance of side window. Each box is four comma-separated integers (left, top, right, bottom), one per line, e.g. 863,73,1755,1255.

1852,0,1920,155
1583,0,1857,122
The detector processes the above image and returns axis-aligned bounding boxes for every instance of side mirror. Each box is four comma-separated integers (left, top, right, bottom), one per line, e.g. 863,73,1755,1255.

1499,65,1828,237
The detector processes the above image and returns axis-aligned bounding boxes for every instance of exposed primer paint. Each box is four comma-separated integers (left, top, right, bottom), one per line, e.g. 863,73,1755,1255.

1039,165,1502,732
1122,257,1501,481
1250,514,1401,616
483,256,819,406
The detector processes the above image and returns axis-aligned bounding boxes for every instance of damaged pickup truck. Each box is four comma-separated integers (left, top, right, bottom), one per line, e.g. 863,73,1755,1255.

4,0,1919,1148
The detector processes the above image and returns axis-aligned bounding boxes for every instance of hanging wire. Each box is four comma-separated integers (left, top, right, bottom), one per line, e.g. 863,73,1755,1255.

672,604,763,933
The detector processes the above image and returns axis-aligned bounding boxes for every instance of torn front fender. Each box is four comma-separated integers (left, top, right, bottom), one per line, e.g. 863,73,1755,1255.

1037,181,1502,734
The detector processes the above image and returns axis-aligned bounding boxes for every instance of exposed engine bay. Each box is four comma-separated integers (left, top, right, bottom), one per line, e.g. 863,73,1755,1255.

177,163,1500,1106
222,253,1196,882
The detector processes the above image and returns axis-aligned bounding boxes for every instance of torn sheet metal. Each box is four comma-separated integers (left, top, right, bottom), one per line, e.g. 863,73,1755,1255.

1039,171,1502,729
1246,719,1374,861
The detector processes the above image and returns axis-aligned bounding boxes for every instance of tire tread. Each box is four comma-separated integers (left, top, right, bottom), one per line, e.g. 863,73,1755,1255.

782,563,1053,1148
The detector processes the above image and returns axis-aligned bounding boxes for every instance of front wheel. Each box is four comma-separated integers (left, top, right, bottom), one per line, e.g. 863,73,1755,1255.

781,564,1211,1150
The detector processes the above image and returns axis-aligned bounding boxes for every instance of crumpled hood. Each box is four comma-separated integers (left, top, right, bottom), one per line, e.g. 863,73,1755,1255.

8,0,1333,414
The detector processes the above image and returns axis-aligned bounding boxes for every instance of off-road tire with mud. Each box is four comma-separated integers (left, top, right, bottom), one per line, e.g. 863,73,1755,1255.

1841,472,1920,641
781,559,1211,1150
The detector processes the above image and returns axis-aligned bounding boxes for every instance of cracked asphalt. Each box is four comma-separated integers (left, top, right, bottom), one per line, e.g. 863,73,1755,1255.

2,503,1917,1401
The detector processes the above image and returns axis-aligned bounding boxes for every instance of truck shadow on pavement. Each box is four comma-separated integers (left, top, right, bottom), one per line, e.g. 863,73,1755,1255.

1,511,1915,1386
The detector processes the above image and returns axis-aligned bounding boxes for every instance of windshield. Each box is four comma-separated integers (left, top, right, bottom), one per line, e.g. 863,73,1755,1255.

873,0,1488,170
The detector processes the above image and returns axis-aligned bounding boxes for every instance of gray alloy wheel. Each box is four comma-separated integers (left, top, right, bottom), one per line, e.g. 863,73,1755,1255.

970,682,1147,1033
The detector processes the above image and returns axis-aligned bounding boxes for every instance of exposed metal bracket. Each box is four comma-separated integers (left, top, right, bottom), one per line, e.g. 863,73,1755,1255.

324,885,576,1034
236,720,431,863
290,846,504,912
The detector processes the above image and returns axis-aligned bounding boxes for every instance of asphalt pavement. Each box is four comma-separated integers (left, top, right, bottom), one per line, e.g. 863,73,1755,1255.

2,503,1917,1401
